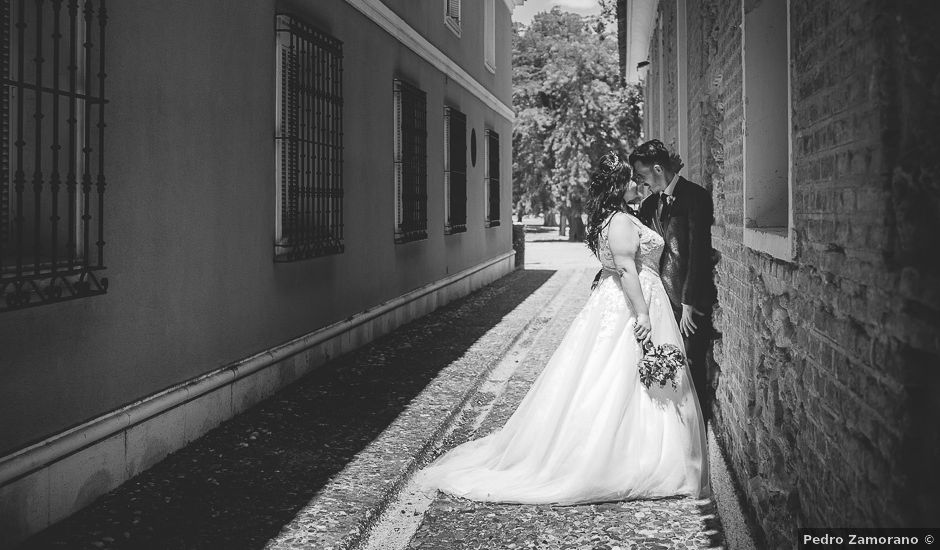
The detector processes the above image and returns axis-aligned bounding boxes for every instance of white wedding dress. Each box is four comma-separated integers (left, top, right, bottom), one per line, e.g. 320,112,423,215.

415,212,710,504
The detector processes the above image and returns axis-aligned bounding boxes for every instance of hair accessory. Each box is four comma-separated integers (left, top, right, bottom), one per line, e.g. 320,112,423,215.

598,152,623,176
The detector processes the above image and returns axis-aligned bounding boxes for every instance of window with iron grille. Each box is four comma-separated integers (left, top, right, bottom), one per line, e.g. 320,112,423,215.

275,15,344,262
484,129,500,227
393,78,427,244
443,106,466,235
444,0,460,36
1,0,109,313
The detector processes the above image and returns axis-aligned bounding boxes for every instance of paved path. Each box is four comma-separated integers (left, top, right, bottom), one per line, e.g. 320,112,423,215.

363,238,724,549
15,229,726,550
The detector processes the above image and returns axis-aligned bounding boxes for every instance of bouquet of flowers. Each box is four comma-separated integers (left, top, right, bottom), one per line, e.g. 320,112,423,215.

638,341,685,389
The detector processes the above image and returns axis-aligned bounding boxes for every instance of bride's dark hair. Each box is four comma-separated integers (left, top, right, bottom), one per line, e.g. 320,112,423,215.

586,151,634,255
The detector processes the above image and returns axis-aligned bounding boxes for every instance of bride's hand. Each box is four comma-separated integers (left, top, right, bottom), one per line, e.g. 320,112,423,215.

633,313,652,342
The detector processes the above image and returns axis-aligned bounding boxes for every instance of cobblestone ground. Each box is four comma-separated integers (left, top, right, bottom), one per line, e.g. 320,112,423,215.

16,270,557,550
403,260,724,550
411,496,721,550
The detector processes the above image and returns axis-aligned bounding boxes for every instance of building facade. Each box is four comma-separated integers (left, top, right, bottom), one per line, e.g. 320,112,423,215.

0,0,521,543
622,0,939,546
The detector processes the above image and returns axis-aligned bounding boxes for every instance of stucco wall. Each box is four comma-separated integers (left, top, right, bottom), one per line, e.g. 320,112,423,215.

380,0,513,103
0,0,514,456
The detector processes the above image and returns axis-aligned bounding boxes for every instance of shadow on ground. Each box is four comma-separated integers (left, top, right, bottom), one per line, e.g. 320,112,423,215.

697,499,725,548
523,225,557,233
19,269,556,550
522,224,579,245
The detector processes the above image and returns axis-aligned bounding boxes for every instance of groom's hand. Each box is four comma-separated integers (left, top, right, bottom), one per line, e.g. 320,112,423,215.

679,304,698,337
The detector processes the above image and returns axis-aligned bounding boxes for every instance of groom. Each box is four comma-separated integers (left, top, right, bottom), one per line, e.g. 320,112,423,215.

630,140,717,418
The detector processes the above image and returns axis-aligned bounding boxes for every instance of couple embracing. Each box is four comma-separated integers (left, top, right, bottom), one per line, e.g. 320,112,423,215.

416,139,718,504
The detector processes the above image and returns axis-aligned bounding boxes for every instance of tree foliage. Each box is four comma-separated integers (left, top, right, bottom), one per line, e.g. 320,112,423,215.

512,8,643,240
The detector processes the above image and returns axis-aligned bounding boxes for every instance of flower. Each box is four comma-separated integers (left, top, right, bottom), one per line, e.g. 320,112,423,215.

598,152,625,176
638,341,684,389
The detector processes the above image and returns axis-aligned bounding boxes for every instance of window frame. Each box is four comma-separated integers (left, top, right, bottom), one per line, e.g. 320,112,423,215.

484,129,500,228
393,78,428,244
445,0,461,37
274,14,345,262
443,106,467,235
484,0,496,73
741,0,792,261
1,0,108,312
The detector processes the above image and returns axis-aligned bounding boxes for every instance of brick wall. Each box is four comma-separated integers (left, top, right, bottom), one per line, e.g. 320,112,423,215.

647,0,940,546
685,0,705,187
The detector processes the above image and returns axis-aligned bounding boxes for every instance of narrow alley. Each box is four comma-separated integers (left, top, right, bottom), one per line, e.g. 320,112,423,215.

3,2,938,548
16,232,728,549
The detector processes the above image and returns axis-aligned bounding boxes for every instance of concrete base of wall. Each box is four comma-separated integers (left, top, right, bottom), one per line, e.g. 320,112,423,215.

0,251,517,547
708,424,759,550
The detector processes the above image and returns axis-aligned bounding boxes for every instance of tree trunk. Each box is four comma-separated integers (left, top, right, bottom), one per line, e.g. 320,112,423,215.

558,214,568,237
543,211,558,227
516,209,523,222
567,214,586,242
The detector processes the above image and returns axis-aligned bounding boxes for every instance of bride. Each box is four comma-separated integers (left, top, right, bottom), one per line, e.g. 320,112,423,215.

415,152,710,504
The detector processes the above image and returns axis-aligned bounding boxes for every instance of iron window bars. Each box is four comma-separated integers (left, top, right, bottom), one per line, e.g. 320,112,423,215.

274,14,344,262
443,106,466,235
484,129,500,227
393,78,427,244
1,0,108,312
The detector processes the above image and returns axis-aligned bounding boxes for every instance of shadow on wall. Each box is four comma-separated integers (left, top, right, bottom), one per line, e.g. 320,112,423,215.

19,270,557,550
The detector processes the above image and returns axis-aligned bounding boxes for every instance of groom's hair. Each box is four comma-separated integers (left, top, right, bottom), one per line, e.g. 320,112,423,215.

628,139,671,171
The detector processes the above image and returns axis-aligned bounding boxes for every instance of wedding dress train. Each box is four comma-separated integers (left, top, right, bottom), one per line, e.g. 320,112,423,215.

415,213,710,504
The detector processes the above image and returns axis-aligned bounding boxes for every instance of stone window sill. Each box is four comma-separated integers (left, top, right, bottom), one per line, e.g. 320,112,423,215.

744,226,792,261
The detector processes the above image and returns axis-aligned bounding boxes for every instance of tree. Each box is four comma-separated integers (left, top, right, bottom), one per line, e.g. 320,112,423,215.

512,8,643,240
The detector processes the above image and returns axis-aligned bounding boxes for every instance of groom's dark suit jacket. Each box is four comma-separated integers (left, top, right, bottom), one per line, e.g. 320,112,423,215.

638,177,717,315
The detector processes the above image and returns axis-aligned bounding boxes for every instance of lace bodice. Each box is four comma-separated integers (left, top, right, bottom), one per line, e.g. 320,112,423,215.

596,212,664,275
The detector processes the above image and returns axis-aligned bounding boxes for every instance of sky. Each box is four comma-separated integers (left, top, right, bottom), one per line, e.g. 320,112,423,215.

511,0,603,26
